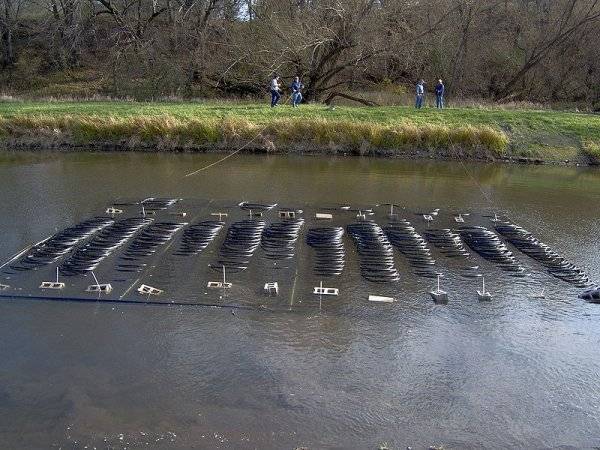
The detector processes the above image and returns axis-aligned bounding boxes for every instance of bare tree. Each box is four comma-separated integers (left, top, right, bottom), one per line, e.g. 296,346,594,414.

0,0,22,67
1,0,600,105
495,0,600,100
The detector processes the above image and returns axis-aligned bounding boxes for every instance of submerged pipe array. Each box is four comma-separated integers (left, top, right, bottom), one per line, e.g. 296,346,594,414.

347,221,399,282
459,226,526,277
60,217,152,276
1,198,597,306
384,220,437,279
112,198,179,211
211,219,265,273
140,198,179,211
239,202,277,212
6,217,113,272
174,221,224,256
261,219,305,260
306,227,345,277
122,222,185,259
424,228,481,278
116,221,186,273
495,222,590,287
424,228,470,259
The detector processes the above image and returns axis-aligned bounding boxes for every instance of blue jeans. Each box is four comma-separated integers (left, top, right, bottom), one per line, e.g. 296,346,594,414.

271,90,281,107
436,94,444,109
415,94,424,109
292,91,302,107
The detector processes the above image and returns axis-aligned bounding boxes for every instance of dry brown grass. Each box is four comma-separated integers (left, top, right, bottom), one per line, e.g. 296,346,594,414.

0,114,509,156
582,140,600,163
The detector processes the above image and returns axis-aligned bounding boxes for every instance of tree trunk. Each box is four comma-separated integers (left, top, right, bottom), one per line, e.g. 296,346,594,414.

1,27,15,67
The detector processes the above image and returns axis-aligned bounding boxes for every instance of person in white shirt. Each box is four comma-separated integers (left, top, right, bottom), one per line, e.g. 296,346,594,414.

270,75,281,107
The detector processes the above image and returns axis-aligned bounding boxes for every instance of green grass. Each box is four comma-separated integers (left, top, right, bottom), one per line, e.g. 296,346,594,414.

0,100,598,161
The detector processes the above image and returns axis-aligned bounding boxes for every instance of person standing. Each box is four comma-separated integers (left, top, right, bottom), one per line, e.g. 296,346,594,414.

270,75,281,107
415,79,425,109
290,76,304,107
435,79,445,109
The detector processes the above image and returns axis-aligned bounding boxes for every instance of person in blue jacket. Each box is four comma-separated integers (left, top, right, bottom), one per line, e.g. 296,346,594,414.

290,76,304,107
435,79,445,109
415,79,425,109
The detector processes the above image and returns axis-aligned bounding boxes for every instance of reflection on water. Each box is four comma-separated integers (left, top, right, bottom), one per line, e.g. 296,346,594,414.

0,152,599,449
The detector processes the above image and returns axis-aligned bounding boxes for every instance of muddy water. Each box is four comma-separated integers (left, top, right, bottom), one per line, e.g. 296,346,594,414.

0,151,599,449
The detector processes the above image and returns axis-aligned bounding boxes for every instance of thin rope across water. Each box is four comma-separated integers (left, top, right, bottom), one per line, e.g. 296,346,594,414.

459,159,495,207
184,125,268,177
183,93,298,178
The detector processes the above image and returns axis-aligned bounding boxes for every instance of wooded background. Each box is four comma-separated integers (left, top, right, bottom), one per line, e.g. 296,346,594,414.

1,0,599,106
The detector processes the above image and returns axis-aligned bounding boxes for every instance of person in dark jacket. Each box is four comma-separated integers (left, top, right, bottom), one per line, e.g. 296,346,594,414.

290,76,304,107
415,79,425,108
435,79,445,109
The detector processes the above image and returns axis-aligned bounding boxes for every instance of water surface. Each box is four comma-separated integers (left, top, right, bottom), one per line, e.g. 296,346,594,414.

0,152,599,449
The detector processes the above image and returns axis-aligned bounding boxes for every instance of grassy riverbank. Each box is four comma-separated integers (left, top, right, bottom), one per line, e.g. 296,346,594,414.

0,100,598,164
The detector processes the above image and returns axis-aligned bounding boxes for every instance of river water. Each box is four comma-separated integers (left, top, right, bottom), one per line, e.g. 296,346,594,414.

0,152,599,449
